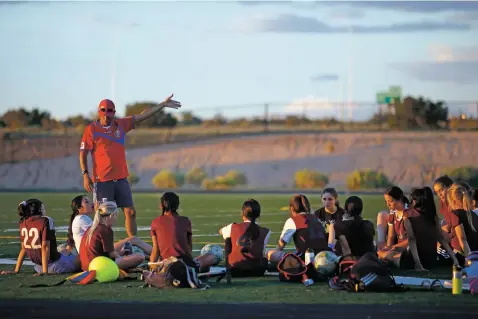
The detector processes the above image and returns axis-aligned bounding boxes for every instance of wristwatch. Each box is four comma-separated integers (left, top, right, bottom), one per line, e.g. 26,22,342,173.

82,170,88,175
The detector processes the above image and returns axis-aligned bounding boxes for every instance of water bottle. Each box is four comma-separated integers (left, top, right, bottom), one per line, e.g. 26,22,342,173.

303,278,314,287
304,248,314,266
123,241,133,256
102,198,108,203
452,265,463,295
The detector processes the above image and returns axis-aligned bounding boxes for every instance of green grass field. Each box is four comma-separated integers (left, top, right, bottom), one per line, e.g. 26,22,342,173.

0,192,476,306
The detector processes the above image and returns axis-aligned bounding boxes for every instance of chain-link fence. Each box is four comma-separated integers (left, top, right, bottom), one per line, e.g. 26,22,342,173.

1,100,477,164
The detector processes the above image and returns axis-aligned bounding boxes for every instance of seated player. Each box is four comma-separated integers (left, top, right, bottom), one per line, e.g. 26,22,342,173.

409,187,458,269
1,199,80,275
378,186,456,270
69,195,152,258
150,192,218,272
334,196,375,260
446,184,478,263
268,194,329,263
433,175,454,234
79,201,145,271
219,199,271,277
314,188,346,252
472,189,478,215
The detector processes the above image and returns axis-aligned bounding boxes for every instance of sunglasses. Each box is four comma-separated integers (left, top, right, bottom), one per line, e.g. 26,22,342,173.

99,108,116,113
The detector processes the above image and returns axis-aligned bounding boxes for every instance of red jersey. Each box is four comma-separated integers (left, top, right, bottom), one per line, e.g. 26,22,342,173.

228,222,270,270
19,215,60,265
79,224,115,271
279,213,329,254
80,117,135,182
388,208,420,244
150,214,193,261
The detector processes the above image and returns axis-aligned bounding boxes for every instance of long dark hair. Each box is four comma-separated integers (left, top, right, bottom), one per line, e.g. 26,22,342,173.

472,189,478,209
410,187,437,225
290,194,323,240
18,199,43,222
344,196,363,220
434,175,454,188
237,199,261,253
68,195,84,248
161,192,180,215
384,186,410,206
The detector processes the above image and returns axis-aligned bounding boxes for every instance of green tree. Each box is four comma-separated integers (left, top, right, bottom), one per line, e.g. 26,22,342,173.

65,115,90,127
442,167,478,188
152,169,182,189
387,96,448,130
181,111,202,126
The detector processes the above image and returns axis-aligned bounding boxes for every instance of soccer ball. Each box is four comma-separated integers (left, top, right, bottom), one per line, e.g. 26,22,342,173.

314,250,339,276
201,244,224,263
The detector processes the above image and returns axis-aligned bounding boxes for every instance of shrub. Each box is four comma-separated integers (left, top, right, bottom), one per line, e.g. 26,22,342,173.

294,169,329,189
346,170,391,190
223,170,247,186
186,167,208,186
441,166,478,188
128,173,140,188
152,169,184,189
200,170,247,190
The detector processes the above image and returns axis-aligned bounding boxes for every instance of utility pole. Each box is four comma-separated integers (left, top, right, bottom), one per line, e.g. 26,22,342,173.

264,103,269,133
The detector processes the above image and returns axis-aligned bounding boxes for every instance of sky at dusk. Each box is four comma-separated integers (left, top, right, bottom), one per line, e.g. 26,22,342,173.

1,0,478,121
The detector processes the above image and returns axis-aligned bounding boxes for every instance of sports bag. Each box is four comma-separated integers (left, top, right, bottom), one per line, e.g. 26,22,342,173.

277,252,320,286
142,256,209,289
329,252,405,292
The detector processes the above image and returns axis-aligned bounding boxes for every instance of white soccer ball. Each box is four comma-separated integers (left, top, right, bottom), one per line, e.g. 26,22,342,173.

201,244,224,263
314,250,339,276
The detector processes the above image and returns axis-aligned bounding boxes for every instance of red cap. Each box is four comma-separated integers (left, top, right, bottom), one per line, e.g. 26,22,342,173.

98,99,116,111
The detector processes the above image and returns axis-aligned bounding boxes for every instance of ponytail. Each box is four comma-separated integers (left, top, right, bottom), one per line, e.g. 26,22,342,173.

160,192,180,216
410,187,437,226
462,192,477,232
86,201,118,245
18,199,43,222
238,199,261,253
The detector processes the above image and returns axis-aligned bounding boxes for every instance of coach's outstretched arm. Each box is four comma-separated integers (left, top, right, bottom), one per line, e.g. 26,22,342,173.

134,93,181,123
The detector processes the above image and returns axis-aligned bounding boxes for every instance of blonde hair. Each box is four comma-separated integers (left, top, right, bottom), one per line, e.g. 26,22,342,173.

447,184,477,232
86,201,118,245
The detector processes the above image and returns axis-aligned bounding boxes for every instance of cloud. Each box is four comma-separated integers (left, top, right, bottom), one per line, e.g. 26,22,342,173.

235,14,471,33
390,45,478,84
238,1,478,13
310,74,339,82
329,7,366,21
318,1,478,13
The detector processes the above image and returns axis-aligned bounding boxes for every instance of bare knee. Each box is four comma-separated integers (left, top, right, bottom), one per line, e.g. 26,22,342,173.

377,211,389,222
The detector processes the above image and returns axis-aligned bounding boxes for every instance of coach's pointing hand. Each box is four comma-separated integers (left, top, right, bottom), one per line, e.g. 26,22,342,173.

160,93,181,109
83,174,93,193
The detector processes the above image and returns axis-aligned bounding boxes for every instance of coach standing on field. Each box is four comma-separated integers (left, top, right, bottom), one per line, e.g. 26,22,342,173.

79,94,181,237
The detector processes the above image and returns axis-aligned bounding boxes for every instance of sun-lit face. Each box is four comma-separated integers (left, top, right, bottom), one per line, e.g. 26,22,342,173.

434,183,447,202
322,192,336,209
384,194,402,211
80,196,93,214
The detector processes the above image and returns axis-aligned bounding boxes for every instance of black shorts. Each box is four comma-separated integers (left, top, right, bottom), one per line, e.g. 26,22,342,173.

436,246,466,267
399,250,415,270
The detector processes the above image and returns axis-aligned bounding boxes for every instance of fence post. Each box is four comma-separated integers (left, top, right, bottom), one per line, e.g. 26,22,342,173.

264,103,269,133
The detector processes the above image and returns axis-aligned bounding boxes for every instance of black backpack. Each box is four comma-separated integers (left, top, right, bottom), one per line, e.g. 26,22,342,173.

329,252,406,292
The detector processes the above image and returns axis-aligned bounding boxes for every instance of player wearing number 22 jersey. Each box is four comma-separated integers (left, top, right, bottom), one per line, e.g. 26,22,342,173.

10,199,80,275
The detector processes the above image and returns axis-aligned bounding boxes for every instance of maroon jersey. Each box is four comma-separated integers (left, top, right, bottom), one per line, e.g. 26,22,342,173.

388,208,420,244
449,209,478,252
80,224,115,271
280,213,329,254
150,214,193,260
19,215,60,265
228,222,270,270
440,201,453,230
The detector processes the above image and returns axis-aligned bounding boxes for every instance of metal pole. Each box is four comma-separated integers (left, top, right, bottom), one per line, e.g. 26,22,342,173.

264,103,269,133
